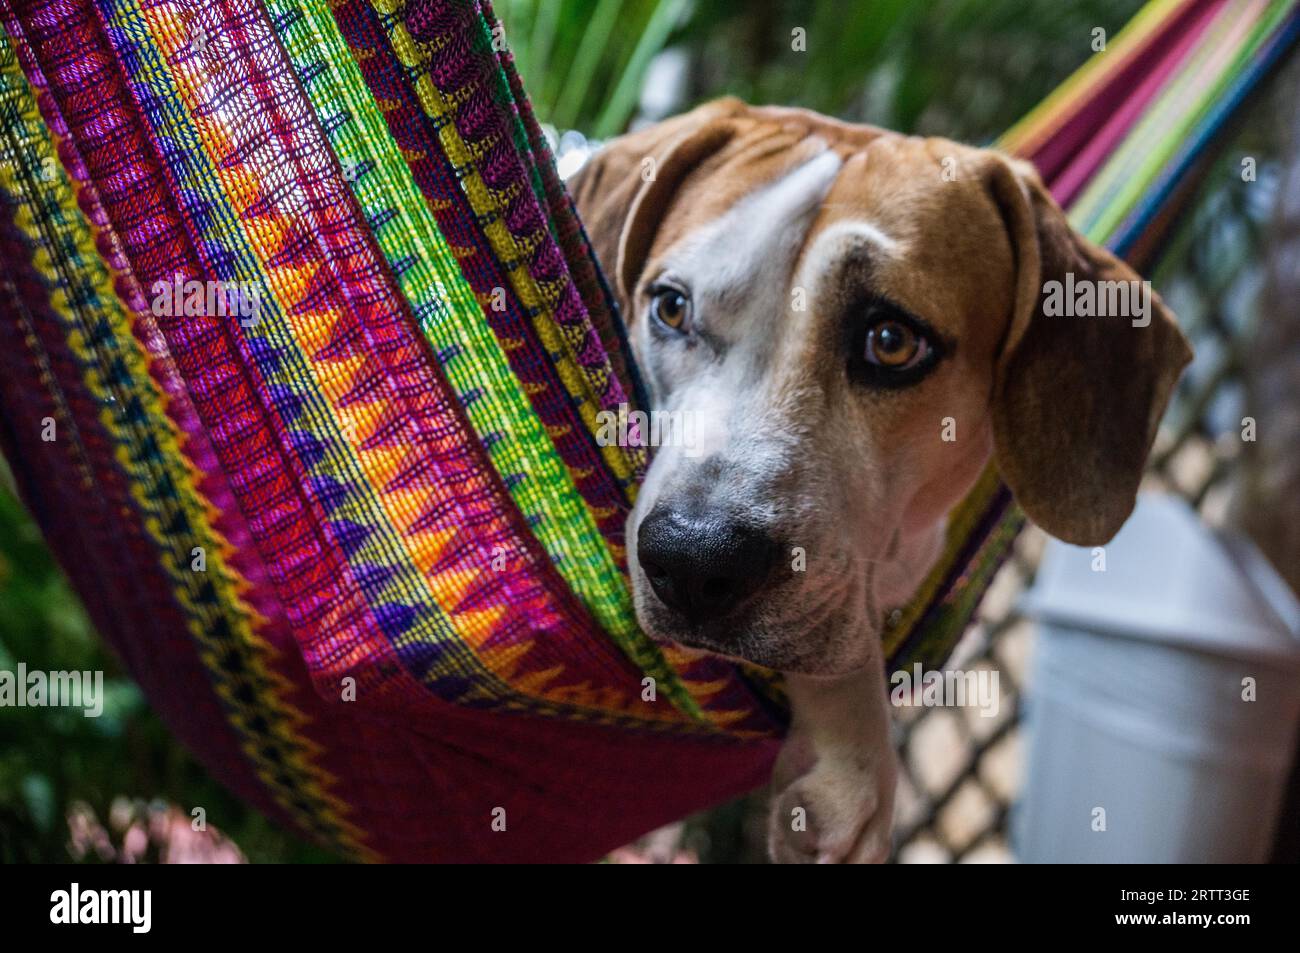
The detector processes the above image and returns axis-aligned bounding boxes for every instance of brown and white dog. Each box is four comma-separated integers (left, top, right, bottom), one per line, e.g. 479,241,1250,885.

570,98,1192,863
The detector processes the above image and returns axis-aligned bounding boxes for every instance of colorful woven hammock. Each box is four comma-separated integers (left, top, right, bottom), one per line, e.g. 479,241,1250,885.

0,0,1294,861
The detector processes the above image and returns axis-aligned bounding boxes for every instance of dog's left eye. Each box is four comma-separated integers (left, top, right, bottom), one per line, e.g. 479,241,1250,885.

649,287,691,332
848,305,941,387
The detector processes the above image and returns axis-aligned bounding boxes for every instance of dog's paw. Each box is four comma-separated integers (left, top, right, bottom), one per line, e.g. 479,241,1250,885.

766,740,897,864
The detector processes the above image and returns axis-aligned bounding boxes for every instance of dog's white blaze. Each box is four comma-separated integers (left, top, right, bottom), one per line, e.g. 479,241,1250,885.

667,147,844,296
643,146,847,471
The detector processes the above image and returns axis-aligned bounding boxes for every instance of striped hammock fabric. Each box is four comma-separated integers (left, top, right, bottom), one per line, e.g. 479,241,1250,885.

0,0,1295,861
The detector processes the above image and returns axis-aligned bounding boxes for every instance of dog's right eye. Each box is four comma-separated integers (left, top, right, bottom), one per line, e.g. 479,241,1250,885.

847,301,945,389
649,288,691,332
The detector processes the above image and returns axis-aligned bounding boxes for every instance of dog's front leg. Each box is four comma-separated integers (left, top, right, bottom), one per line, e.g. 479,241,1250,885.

767,659,897,864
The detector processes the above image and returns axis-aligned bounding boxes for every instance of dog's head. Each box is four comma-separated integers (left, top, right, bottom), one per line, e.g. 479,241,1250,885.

570,98,1191,675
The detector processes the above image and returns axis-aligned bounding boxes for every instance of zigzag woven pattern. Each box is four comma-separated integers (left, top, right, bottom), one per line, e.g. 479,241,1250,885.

0,0,1295,860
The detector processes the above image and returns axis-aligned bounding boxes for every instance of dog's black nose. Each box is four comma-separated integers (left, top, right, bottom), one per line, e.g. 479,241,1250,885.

636,505,780,622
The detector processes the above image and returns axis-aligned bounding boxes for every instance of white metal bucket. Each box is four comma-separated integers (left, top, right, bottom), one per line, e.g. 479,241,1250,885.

1015,495,1300,863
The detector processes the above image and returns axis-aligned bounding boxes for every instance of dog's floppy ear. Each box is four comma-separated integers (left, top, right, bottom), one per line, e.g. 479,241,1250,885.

985,156,1192,545
568,98,744,309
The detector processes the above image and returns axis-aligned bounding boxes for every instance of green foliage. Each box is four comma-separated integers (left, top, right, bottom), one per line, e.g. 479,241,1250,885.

505,0,1145,141
498,0,693,137
678,0,1147,140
